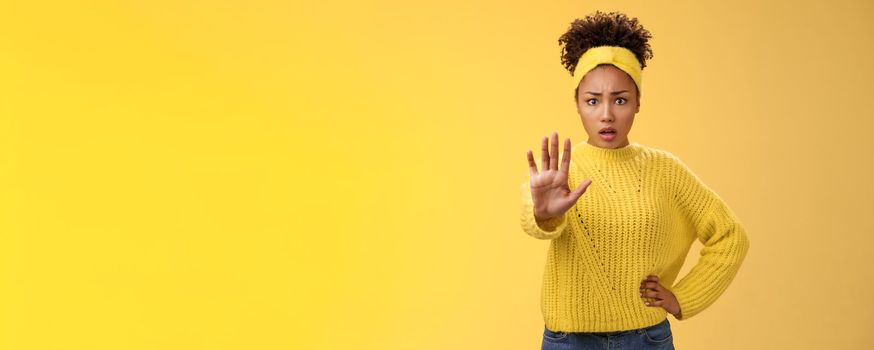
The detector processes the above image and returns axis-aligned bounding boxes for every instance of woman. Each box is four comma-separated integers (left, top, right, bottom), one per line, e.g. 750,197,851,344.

520,11,750,350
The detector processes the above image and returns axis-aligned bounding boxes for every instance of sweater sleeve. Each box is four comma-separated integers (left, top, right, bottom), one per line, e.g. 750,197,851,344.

519,181,569,240
666,156,751,321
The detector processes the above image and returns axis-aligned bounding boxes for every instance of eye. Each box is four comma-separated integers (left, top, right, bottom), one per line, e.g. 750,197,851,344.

616,98,627,105
586,99,597,106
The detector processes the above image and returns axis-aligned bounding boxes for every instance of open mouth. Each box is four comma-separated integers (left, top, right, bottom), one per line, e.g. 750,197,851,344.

598,127,617,141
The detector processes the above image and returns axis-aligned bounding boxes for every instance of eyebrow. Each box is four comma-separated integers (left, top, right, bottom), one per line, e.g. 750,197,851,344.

583,90,630,96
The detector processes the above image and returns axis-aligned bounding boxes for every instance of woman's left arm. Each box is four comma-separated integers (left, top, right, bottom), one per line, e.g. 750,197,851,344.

666,155,751,321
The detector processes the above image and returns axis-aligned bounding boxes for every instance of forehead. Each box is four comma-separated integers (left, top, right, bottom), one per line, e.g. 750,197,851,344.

579,64,636,89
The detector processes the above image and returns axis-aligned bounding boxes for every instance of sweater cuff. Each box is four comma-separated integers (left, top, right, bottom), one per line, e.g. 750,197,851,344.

670,286,694,321
523,206,568,240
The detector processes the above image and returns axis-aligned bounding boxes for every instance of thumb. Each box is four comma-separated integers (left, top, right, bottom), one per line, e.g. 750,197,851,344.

569,179,592,202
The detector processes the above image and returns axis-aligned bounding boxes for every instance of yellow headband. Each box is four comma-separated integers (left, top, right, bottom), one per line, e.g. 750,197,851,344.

572,45,642,93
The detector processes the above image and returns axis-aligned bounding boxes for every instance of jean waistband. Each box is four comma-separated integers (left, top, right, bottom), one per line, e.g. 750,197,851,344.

579,319,666,335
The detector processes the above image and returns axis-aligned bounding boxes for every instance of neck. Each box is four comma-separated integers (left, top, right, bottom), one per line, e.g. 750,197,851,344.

577,139,642,162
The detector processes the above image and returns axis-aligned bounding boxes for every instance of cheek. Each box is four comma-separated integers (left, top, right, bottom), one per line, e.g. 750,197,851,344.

622,118,636,132
579,119,596,134
580,115,598,127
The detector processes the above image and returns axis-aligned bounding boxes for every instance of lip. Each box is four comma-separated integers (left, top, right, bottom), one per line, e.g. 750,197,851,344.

598,127,617,142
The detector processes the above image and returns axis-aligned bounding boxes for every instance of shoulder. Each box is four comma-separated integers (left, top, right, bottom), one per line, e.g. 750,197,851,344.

634,143,684,168
634,144,701,186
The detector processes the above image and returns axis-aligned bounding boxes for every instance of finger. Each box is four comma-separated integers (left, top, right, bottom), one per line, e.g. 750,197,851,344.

643,275,660,282
640,281,661,291
644,299,665,307
641,275,660,287
550,132,559,171
570,179,592,202
541,136,550,172
559,138,572,175
527,150,539,177
640,290,661,299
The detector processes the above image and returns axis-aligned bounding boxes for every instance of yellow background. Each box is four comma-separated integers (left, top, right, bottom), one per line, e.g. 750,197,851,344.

1,0,872,349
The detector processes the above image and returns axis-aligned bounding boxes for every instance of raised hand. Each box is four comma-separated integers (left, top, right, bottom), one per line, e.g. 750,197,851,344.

526,131,593,222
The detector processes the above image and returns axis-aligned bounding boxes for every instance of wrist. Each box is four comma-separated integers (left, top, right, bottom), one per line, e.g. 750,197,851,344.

533,210,555,222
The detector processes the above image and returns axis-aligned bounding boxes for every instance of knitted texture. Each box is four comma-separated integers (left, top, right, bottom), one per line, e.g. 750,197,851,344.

520,141,750,332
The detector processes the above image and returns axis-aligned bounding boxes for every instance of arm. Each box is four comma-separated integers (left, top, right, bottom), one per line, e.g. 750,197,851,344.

667,156,751,320
520,181,568,240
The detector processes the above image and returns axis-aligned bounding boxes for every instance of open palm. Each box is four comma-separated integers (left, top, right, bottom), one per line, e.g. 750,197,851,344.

526,132,593,221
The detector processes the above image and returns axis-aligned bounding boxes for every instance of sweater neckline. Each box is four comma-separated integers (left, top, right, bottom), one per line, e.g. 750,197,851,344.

575,140,643,162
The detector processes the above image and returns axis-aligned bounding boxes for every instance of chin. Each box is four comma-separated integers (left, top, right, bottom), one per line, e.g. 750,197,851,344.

590,135,628,148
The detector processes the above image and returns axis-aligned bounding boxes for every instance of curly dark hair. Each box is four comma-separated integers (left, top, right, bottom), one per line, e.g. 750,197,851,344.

558,11,654,101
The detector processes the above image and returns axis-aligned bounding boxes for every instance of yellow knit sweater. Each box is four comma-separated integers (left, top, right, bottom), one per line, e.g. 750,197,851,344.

520,141,750,332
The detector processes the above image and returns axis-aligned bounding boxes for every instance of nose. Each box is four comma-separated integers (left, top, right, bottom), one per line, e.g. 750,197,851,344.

600,104,615,122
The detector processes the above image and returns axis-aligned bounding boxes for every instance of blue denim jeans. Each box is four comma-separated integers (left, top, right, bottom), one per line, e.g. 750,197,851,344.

541,318,675,350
